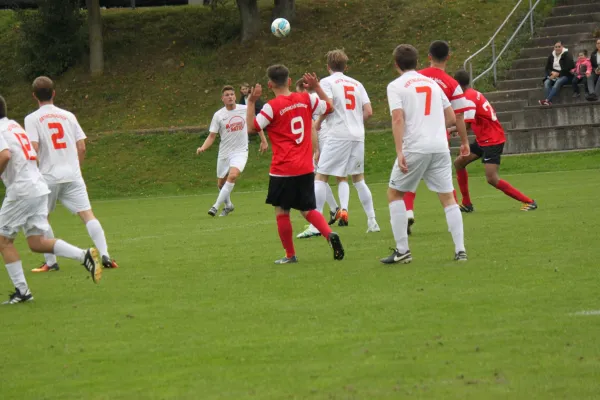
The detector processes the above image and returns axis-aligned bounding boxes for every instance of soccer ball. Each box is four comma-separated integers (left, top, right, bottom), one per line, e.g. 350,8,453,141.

271,18,291,38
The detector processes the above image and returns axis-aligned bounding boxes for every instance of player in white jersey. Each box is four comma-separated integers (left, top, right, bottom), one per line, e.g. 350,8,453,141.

314,50,380,233
294,78,340,239
197,85,268,217
0,96,101,304
24,76,118,273
379,45,467,264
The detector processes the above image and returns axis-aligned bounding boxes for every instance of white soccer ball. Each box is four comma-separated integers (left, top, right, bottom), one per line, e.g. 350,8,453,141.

271,18,291,38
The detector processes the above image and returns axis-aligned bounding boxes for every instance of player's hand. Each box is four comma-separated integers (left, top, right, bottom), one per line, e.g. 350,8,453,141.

397,152,408,174
249,84,262,102
460,143,470,157
196,147,205,155
302,73,319,90
259,140,269,154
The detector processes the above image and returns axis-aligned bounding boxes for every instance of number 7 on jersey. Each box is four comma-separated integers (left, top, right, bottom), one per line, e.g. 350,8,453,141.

415,86,432,116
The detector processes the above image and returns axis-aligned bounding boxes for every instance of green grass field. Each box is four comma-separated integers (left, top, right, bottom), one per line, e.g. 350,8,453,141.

1,151,599,399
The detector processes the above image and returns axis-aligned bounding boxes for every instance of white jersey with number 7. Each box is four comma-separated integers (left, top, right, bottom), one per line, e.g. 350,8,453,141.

25,104,87,185
319,72,370,142
387,70,451,154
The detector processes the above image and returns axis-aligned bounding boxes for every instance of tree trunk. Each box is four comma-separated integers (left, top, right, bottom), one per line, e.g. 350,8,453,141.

236,0,260,42
272,0,295,21
87,0,104,76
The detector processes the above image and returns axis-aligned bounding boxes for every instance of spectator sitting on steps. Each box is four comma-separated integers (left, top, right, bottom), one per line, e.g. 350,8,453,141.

588,38,600,101
239,82,264,115
571,50,593,100
539,41,574,107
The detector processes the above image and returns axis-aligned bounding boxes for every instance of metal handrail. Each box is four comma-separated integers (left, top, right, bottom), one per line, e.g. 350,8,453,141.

463,0,541,87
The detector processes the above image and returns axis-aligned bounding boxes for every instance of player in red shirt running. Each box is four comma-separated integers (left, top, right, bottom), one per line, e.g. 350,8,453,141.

403,40,471,234
246,64,345,264
453,70,537,211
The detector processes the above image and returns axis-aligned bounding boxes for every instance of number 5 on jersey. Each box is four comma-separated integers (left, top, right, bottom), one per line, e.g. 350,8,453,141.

48,122,67,149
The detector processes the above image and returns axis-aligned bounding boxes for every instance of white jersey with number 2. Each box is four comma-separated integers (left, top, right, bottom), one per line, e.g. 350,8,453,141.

25,104,86,185
320,72,370,142
387,70,451,154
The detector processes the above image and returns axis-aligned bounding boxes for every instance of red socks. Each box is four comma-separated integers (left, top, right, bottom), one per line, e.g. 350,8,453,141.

456,169,471,206
276,214,295,258
304,210,332,239
404,191,416,211
496,180,533,203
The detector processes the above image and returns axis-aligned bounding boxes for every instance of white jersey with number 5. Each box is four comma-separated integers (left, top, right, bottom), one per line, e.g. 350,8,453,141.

387,70,451,154
25,104,87,185
0,118,49,200
320,72,370,142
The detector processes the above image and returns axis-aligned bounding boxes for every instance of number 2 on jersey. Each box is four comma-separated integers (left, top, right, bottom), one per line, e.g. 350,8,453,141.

14,133,37,161
343,86,356,110
482,101,498,121
415,86,432,116
48,122,67,149
291,116,304,144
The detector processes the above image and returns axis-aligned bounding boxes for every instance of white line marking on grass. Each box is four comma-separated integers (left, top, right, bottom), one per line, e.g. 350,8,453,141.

572,310,600,316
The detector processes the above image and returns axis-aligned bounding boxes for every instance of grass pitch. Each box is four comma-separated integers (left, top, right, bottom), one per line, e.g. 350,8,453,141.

1,155,599,399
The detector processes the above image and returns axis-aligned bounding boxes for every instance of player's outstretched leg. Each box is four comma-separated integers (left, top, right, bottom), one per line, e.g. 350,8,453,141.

302,210,344,260
79,210,118,269
0,237,33,304
337,179,350,226
352,176,380,233
403,191,416,234
380,192,412,264
484,165,537,211
275,211,297,264
32,225,60,272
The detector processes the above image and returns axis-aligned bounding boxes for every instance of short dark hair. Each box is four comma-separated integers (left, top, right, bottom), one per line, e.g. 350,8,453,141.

267,64,289,88
429,40,450,62
222,85,235,94
580,49,589,56
454,69,471,88
393,44,418,71
32,76,54,102
0,95,6,119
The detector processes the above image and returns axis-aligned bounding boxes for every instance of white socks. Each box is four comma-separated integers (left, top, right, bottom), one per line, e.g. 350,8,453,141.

43,225,58,266
86,219,109,258
353,179,376,220
338,181,350,211
325,184,338,212
314,180,327,213
5,261,28,294
445,204,465,253
214,182,235,209
54,239,86,263
406,210,415,220
389,200,409,253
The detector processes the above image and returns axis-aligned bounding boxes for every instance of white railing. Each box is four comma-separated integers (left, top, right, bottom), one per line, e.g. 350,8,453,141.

463,0,542,87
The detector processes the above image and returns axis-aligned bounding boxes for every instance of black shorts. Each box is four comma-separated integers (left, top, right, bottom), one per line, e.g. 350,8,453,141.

470,141,504,165
266,173,316,211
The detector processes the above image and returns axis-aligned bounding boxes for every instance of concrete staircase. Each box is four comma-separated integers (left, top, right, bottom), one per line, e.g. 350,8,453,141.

465,0,600,154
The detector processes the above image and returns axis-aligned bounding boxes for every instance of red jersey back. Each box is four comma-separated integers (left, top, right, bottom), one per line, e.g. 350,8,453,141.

463,88,505,146
254,92,330,176
419,67,472,114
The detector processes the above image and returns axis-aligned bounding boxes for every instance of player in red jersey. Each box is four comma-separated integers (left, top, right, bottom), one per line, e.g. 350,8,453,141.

246,65,345,264
453,70,537,211
402,40,471,234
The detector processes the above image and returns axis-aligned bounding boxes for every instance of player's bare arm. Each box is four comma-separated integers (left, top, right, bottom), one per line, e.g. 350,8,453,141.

245,84,262,134
391,109,408,174
76,139,86,164
197,132,217,154
257,129,269,153
0,149,11,174
302,73,333,111
311,124,319,163
452,112,470,157
363,103,373,122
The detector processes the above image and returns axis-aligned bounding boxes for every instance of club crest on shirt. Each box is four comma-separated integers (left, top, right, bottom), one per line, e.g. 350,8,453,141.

226,116,245,132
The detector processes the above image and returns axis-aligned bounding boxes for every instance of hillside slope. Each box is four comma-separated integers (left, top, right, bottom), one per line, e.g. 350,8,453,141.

0,0,552,133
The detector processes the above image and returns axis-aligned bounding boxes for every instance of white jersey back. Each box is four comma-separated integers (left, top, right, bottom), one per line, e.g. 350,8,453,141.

209,105,249,158
387,71,451,154
0,118,49,200
320,72,370,142
24,104,86,184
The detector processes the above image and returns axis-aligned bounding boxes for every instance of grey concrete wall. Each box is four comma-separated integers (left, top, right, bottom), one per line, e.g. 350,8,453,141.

505,125,600,153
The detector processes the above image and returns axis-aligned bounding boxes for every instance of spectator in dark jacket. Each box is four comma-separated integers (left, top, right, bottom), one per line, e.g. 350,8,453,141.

238,82,264,114
539,41,575,106
588,38,600,101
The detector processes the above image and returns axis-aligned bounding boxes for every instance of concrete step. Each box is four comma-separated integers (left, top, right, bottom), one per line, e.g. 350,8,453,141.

520,41,595,58
529,32,592,47
496,110,518,126
558,0,600,6
505,67,546,80
544,12,600,27
485,84,595,106
496,77,541,91
505,124,600,154
512,101,600,129
492,100,529,112
552,3,600,16
537,22,598,37
511,57,547,69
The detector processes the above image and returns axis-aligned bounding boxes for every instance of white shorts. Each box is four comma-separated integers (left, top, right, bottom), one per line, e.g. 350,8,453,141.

317,140,364,177
48,180,92,214
216,152,248,179
0,195,50,239
389,152,454,194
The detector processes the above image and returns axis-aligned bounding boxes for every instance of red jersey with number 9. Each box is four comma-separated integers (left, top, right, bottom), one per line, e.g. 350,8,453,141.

463,88,506,146
255,92,331,176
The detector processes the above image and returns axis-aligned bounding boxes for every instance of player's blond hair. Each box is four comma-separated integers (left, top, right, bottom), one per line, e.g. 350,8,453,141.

327,49,348,72
32,76,54,102
295,78,306,92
